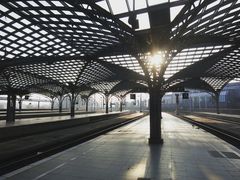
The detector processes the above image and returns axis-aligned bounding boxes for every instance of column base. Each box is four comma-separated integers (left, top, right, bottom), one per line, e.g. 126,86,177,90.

6,119,15,123
148,138,164,144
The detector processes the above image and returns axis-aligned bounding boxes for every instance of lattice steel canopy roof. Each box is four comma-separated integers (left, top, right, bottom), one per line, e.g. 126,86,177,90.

0,0,240,96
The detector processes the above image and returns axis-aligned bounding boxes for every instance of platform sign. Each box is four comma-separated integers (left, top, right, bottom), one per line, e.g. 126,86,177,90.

130,94,136,100
182,92,189,99
24,95,29,100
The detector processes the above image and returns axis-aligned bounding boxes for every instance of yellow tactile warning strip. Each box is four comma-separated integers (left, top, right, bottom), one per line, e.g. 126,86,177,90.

185,115,227,124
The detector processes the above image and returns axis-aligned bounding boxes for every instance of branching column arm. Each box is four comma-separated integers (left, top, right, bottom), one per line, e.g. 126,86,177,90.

133,53,151,84
171,0,215,39
74,60,91,86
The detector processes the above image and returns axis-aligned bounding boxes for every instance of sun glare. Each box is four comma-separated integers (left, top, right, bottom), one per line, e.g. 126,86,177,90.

149,52,164,66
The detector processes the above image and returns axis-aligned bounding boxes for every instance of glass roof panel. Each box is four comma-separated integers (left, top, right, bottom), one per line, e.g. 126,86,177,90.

108,0,128,14
148,0,168,6
170,5,184,21
135,0,147,10
137,13,150,30
1,0,238,94
96,0,185,30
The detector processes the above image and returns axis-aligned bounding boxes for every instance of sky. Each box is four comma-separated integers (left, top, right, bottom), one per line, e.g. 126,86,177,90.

96,0,184,30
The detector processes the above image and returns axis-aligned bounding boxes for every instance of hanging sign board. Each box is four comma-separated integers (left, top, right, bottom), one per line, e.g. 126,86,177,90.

182,92,189,99
130,94,136,99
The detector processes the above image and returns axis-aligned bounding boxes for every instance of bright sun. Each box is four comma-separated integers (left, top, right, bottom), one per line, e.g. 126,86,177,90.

149,52,164,66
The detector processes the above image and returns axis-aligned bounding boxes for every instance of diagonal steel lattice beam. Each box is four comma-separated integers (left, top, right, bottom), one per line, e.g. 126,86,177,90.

95,59,146,81
26,84,62,96
0,53,145,83
74,61,92,86
0,1,89,57
166,44,239,83
12,69,66,87
166,78,216,93
0,1,136,67
67,0,134,42
174,35,233,50
0,55,82,70
170,0,216,39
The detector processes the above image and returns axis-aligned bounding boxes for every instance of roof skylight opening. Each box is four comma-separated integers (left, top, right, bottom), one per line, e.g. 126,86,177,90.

170,5,184,22
33,40,40,45
219,3,232,11
16,1,27,7
120,17,131,27
21,19,31,25
75,11,85,17
9,35,17,41
0,16,12,24
13,50,20,54
61,18,69,22
27,1,39,7
148,0,168,6
63,10,73,15
84,20,93,24
7,54,14,58
39,1,51,7
40,37,47,42
109,0,128,14
0,4,8,12
0,30,7,37
52,1,64,7
0,50,4,57
5,27,15,33
135,0,147,10
51,10,61,15
82,4,92,10
9,12,21,19
40,10,49,15
13,22,23,29
136,13,150,30
96,1,109,11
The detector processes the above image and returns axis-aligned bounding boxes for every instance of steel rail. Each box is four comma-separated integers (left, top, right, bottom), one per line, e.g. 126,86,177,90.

175,114,240,150
0,113,147,175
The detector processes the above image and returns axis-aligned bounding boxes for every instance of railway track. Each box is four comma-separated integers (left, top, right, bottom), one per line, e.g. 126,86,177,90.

176,114,240,150
0,113,147,175
190,113,240,125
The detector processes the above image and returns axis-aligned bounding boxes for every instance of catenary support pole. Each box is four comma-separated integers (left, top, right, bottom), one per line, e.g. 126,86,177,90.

59,95,63,113
120,98,123,112
105,94,109,114
51,97,54,111
18,95,22,112
85,97,89,112
70,92,75,117
6,94,16,123
215,93,220,114
175,94,179,115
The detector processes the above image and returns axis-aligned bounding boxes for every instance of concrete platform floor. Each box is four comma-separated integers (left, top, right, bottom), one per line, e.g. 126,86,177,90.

1,113,240,180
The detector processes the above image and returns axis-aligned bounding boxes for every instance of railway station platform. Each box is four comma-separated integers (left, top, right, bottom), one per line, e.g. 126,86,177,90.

0,111,129,142
0,112,119,127
0,110,94,120
1,113,240,180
